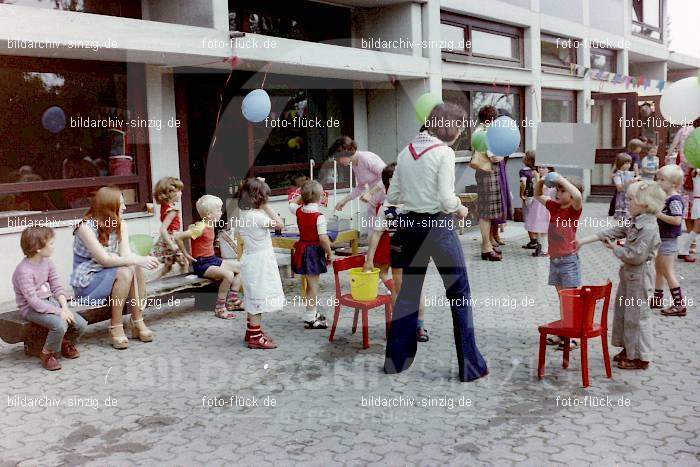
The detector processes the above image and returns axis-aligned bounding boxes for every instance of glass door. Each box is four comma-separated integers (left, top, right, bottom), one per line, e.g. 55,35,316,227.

590,92,638,196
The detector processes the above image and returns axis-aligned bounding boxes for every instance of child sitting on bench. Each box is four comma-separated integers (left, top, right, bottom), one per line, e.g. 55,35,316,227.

12,226,87,371
175,195,244,319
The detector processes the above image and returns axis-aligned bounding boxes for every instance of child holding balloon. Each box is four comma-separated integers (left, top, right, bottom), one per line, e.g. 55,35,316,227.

534,171,584,350
678,168,699,262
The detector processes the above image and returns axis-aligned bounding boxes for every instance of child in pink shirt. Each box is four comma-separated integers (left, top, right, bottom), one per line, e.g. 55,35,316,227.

12,226,87,371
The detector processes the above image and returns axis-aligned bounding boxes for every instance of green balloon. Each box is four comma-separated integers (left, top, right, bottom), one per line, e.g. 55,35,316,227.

685,127,700,169
472,129,488,152
415,93,442,125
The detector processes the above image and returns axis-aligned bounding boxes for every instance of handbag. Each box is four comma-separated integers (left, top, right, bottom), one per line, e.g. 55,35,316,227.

469,150,493,172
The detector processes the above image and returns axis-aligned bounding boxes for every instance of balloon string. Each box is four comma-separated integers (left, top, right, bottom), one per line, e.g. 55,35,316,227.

261,63,272,89
211,57,239,149
530,88,540,122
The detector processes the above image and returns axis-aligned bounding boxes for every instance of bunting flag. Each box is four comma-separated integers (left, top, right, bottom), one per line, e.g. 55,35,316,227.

567,63,666,92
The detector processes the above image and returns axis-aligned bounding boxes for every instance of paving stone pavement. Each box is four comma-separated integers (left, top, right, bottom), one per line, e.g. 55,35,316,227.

1,203,698,466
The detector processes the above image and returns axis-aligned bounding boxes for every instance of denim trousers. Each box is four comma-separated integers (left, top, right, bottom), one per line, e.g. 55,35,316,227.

25,302,88,353
384,212,488,382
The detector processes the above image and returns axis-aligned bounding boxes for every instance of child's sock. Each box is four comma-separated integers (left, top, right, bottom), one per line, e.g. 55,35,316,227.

215,297,226,312
670,287,684,307
654,289,663,301
417,319,424,330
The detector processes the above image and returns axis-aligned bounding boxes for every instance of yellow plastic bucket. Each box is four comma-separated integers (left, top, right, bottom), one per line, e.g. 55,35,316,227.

349,267,380,301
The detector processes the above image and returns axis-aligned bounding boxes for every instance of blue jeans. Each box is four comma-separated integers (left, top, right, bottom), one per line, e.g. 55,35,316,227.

384,212,488,382
25,299,88,353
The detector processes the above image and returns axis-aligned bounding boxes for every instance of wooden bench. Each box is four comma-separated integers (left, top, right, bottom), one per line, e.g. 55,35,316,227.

0,274,217,357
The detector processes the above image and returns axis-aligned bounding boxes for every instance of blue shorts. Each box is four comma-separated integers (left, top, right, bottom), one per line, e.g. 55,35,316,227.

193,255,223,278
73,267,119,305
658,237,678,256
548,254,581,288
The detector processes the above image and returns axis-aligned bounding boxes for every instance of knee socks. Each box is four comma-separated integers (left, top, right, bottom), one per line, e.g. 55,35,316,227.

670,287,684,307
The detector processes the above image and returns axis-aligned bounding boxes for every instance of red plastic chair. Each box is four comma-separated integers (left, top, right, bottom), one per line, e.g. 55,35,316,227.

328,255,392,349
537,281,613,388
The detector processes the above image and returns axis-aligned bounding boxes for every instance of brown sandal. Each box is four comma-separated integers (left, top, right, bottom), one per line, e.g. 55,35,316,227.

617,359,649,370
613,349,626,362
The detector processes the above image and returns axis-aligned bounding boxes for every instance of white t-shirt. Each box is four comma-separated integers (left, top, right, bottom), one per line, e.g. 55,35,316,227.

288,202,328,235
238,209,273,253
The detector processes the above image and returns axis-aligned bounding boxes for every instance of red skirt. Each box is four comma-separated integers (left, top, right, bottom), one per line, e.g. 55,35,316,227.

374,232,391,266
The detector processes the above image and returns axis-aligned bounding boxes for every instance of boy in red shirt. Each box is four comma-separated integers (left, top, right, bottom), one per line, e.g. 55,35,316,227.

534,172,584,350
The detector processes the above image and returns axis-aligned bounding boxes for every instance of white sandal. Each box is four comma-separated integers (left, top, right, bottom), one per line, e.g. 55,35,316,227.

130,318,153,342
108,324,129,349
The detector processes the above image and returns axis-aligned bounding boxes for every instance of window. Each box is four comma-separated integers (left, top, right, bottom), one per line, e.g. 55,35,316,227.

3,0,141,18
443,83,525,154
542,89,577,123
590,48,617,73
0,57,151,227
541,34,578,72
229,0,351,46
246,87,353,194
440,12,524,67
632,0,662,41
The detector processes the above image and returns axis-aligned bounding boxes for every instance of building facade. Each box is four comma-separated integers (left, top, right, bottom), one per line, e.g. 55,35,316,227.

0,0,697,303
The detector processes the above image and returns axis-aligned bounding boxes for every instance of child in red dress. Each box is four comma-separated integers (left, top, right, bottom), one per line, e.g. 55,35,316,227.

289,180,333,329
153,177,189,278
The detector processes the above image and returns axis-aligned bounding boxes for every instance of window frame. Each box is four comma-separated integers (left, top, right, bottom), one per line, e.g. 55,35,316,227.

440,12,524,67
0,56,152,229
590,47,618,73
631,0,664,43
540,33,578,72
242,87,354,197
541,88,578,123
442,81,526,156
5,0,142,18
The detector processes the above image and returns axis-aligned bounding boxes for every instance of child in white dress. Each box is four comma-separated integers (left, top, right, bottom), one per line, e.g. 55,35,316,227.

237,178,285,349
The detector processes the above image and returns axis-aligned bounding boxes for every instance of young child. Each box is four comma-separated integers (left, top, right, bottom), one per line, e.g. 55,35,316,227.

175,195,243,319
363,163,429,342
237,178,284,349
626,138,643,177
289,180,333,329
12,226,88,371
525,165,555,257
577,180,664,370
534,172,584,350
640,145,659,181
612,153,637,223
153,177,189,277
678,168,699,263
652,164,687,316
520,151,538,249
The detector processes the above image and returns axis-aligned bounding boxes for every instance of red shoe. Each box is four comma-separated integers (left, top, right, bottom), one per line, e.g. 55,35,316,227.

40,352,61,371
677,254,696,263
61,340,80,359
248,332,278,349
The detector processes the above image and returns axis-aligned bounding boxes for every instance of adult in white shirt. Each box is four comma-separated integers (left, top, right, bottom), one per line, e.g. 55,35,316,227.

384,102,489,383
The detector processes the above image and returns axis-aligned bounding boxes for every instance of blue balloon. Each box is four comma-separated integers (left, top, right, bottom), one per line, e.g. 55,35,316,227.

241,89,271,123
544,171,560,188
486,116,520,156
41,106,66,134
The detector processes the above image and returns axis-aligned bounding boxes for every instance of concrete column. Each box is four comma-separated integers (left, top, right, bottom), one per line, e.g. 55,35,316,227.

145,66,181,193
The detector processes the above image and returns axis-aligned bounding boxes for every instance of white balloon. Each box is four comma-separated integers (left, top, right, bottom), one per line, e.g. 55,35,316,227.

660,77,700,125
